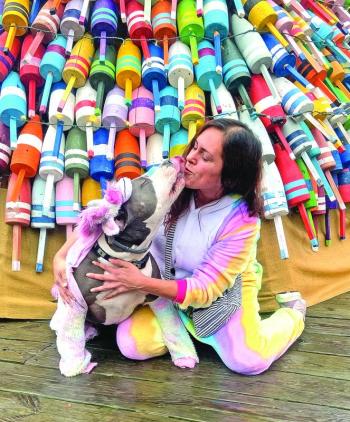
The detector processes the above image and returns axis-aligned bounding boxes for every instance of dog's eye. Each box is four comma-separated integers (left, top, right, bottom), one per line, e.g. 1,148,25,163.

118,208,127,221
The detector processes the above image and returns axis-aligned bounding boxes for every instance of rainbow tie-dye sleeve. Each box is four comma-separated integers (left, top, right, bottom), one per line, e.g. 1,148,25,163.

176,199,261,310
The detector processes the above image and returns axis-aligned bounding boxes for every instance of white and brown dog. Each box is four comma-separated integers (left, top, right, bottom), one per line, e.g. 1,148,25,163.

50,158,198,376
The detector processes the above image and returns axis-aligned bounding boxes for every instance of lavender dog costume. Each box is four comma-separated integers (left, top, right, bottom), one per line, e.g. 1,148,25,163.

50,163,198,376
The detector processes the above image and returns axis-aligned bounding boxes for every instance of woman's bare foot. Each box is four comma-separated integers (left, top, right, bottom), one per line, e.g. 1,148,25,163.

275,291,307,320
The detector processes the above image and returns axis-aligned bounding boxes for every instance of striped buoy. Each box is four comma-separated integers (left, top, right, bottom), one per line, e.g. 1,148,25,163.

58,33,95,112
60,0,86,55
39,124,65,216
195,39,222,113
168,40,194,110
56,174,80,236
177,0,204,64
155,86,180,158
90,128,115,192
19,33,45,118
274,142,319,250
126,0,153,59
102,86,128,160
142,42,167,112
23,0,64,64
0,123,11,173
31,174,55,272
261,161,289,259
114,129,141,180
91,0,118,63
64,127,89,211
2,0,29,53
0,30,21,82
151,0,177,69
128,85,155,168
5,172,31,271
75,80,101,158
39,35,67,114
90,45,116,116
170,128,188,157
116,39,142,106
181,83,205,142
0,71,27,149
146,132,163,171
48,81,75,159
9,114,43,203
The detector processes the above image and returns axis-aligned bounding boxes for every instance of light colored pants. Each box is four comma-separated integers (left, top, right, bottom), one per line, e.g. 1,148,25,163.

116,263,305,375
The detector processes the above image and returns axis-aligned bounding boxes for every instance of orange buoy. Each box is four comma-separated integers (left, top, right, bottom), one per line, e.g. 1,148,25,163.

114,129,141,180
9,114,43,202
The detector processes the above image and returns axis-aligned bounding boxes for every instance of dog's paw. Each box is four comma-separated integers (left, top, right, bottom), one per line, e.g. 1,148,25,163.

173,357,198,369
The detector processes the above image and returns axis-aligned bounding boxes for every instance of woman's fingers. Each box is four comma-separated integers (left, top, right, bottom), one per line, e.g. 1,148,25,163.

86,271,118,281
90,281,121,292
104,286,129,299
109,258,131,268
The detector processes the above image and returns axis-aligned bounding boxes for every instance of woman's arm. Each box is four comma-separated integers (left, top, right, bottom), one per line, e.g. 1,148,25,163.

177,208,260,309
54,230,79,260
87,204,260,306
87,258,179,300
53,230,79,303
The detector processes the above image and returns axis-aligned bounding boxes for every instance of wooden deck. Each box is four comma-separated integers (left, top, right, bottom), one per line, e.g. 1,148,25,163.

1,293,350,422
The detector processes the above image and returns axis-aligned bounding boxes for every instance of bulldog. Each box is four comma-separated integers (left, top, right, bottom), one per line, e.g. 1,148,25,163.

50,157,198,376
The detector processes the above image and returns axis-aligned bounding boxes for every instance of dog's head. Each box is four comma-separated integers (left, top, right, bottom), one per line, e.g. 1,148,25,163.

108,157,186,249
78,157,185,249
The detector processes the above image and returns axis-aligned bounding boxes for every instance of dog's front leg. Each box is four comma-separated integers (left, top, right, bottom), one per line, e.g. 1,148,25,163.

50,296,98,377
149,297,199,368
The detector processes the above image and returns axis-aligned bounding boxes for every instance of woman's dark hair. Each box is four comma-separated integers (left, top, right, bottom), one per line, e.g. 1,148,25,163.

165,118,263,230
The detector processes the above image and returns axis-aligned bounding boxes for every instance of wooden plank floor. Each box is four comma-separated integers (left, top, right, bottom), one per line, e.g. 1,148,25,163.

1,293,350,422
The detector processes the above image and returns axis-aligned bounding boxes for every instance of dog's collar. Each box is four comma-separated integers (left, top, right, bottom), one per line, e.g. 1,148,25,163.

92,242,150,269
109,238,151,255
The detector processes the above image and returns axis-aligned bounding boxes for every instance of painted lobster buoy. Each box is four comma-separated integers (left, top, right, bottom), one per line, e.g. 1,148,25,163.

167,40,194,110
116,39,141,106
102,86,128,160
75,80,101,158
39,35,67,114
55,174,81,236
114,128,141,180
5,172,31,271
60,0,86,56
128,85,155,168
64,127,89,211
261,161,289,259
39,124,65,216
155,86,181,158
31,174,56,272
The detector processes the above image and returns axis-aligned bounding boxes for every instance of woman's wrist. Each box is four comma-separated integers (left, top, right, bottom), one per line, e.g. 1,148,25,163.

138,275,184,301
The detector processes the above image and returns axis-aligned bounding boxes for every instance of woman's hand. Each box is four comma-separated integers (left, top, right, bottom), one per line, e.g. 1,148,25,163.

87,259,147,300
53,254,75,304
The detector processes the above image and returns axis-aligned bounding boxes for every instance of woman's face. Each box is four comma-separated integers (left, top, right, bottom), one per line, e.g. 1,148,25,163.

184,127,224,192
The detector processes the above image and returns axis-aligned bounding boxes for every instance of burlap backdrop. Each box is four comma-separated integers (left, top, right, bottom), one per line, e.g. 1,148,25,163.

1,188,349,319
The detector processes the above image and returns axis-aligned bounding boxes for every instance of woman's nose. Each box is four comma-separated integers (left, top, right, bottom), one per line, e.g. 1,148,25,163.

187,150,196,163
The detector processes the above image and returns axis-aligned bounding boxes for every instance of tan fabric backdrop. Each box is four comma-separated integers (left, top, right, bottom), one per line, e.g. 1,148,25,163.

1,187,349,319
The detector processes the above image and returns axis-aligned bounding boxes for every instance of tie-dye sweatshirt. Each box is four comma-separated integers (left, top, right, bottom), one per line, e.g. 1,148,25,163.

150,194,261,310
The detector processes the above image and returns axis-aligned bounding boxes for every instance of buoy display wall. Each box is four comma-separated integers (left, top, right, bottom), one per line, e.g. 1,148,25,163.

2,0,350,272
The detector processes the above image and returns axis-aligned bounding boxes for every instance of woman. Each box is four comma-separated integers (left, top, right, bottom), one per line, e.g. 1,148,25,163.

54,118,306,375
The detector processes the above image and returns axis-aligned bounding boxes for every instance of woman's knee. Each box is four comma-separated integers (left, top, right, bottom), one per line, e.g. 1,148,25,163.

116,307,168,360
222,356,272,375
116,318,145,360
